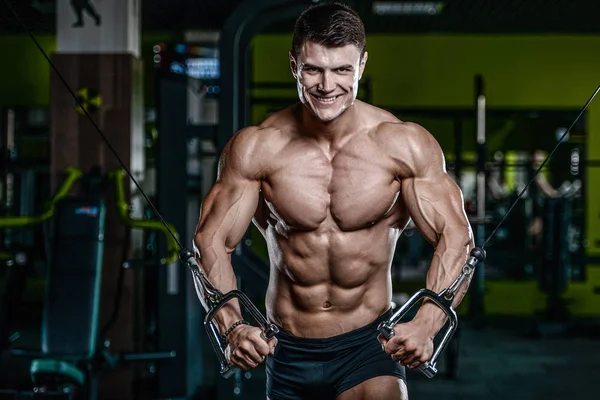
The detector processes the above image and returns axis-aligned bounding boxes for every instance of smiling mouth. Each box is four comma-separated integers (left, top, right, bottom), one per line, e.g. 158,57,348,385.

311,94,340,104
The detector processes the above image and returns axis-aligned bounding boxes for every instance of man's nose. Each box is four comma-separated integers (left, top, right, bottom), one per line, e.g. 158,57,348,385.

319,70,335,92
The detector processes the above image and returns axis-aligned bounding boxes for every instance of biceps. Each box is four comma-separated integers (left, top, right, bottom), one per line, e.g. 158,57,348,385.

402,174,469,245
195,179,260,252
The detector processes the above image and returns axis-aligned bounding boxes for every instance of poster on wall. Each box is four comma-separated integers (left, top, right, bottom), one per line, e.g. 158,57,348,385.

56,0,140,57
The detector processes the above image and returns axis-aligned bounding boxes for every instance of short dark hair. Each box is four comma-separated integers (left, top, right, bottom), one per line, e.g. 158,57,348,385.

292,2,366,57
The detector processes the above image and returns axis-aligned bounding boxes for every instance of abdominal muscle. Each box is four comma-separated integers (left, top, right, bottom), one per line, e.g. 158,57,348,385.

263,219,399,338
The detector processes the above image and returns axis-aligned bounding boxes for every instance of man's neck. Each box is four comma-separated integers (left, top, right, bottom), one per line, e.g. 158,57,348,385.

299,103,359,143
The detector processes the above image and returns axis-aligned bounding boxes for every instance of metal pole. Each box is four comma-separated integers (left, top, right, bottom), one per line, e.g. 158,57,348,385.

470,74,486,319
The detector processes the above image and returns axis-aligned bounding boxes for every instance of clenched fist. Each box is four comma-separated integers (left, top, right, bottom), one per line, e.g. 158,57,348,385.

225,324,278,370
378,320,434,369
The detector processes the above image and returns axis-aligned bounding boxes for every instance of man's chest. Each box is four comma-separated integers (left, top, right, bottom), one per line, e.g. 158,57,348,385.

261,143,402,230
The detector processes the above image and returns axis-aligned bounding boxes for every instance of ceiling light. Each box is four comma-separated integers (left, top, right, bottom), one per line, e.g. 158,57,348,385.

373,2,444,16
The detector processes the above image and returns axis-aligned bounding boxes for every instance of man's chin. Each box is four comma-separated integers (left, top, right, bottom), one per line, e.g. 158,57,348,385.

315,112,340,123
306,104,348,123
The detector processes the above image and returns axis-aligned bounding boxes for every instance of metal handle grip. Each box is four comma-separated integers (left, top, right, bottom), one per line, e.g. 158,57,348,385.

204,290,279,378
180,248,279,378
378,247,485,378
378,289,458,378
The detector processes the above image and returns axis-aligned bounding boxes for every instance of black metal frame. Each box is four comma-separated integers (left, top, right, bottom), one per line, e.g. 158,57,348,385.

471,74,486,319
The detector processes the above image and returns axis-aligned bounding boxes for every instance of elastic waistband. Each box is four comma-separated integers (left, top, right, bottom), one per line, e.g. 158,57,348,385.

274,308,392,346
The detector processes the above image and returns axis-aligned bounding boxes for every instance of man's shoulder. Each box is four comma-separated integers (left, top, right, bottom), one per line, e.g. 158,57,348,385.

224,108,295,172
231,124,278,145
357,101,432,143
373,117,432,147
258,104,299,132
234,106,295,142
230,112,292,149
357,100,401,125
373,119,444,172
221,125,279,180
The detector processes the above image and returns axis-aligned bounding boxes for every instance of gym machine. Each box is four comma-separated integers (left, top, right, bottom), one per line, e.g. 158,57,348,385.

0,166,179,399
1,166,82,356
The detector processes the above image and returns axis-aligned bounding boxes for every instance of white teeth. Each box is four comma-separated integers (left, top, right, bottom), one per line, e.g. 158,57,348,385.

316,96,337,102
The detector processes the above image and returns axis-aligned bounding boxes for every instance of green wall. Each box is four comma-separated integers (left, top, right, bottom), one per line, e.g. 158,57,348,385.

0,35,56,106
0,33,171,107
251,34,600,316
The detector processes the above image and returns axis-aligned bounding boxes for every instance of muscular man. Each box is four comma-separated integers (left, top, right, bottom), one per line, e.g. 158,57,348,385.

193,2,474,399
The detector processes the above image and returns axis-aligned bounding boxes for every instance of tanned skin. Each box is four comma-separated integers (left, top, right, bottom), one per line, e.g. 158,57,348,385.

194,41,474,400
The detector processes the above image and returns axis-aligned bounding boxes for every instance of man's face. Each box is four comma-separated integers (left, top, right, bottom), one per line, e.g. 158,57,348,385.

290,42,367,122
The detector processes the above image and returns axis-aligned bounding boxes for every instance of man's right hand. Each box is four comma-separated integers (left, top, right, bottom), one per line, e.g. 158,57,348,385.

225,324,278,370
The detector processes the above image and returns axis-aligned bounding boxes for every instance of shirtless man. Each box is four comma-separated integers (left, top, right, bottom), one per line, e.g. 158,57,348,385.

193,2,474,399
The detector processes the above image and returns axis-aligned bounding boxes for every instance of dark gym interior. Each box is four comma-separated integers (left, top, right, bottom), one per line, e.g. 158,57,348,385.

1,0,600,399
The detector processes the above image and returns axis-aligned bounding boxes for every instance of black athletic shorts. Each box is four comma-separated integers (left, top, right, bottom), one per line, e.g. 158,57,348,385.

265,309,406,399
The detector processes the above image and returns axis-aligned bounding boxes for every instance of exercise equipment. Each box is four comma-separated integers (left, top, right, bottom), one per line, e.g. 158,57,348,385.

541,197,573,311
0,250,30,352
378,84,599,378
110,168,179,266
379,248,486,378
28,196,106,398
1,166,179,399
0,166,81,228
183,248,279,378
0,166,82,354
471,74,487,319
531,195,577,338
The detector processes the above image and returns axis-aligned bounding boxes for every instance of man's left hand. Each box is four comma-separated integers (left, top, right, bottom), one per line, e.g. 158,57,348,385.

378,319,435,369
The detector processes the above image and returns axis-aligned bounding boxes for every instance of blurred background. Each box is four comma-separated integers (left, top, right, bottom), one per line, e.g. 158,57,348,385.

0,0,599,399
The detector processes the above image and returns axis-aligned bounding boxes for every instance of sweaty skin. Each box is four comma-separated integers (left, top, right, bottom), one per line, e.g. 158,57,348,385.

194,42,474,397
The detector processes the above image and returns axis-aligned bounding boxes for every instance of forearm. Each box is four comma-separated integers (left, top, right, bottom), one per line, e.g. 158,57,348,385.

194,233,244,335
414,229,474,337
189,130,263,336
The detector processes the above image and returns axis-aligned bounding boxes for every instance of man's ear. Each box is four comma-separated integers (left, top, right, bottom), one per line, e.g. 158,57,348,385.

358,51,368,80
289,50,298,79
